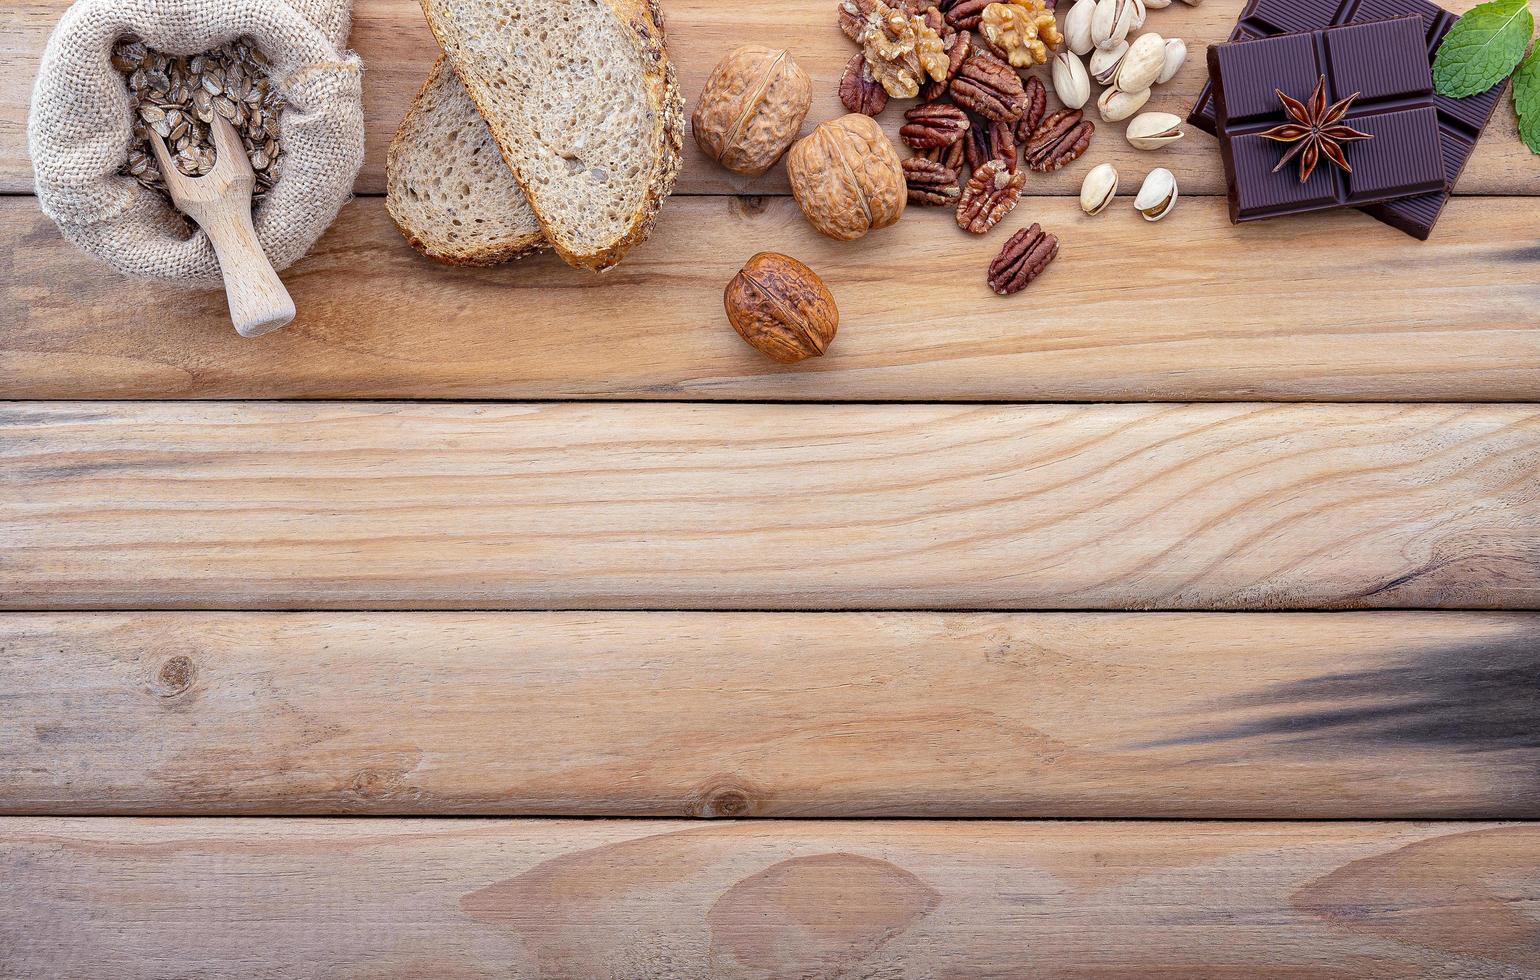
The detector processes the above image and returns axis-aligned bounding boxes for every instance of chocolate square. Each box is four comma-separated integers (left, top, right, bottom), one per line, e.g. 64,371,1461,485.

1209,18,1446,224
1187,0,1510,240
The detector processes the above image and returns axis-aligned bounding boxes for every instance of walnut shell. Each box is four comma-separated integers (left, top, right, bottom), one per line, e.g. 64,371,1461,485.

724,252,839,363
691,46,813,176
785,114,907,241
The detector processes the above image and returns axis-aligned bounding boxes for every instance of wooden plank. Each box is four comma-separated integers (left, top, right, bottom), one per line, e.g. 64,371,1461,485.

4,0,1535,197
3,611,1537,816
3,818,1537,977
6,197,1539,402
4,402,1538,610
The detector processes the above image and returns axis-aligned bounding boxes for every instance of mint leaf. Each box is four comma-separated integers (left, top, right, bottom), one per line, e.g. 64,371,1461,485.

1516,47,1540,153
1432,0,1534,98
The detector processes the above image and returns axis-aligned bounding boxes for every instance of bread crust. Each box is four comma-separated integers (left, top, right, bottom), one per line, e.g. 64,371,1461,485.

418,0,684,272
384,56,548,267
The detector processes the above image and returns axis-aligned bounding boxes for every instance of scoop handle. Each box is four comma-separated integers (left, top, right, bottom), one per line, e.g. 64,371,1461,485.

197,202,296,338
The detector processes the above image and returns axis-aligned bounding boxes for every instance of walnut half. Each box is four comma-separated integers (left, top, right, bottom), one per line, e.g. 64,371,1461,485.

841,0,950,98
980,0,1063,67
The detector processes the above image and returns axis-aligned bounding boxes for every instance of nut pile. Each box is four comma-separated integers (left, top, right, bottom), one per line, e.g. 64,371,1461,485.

834,0,1093,293
1057,0,1191,160
112,36,285,197
690,0,1197,360
1052,0,1193,221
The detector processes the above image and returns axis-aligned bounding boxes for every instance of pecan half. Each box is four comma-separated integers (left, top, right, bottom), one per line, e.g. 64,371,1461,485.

1023,108,1093,172
839,53,889,115
944,0,992,30
919,3,949,37
956,158,1025,234
964,117,1018,172
900,102,970,148
919,138,966,172
950,49,1026,122
988,222,1059,295
903,156,962,206
1014,74,1049,141
921,28,971,100
838,0,869,40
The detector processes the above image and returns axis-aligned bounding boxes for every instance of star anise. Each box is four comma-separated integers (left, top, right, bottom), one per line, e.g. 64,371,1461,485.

1259,75,1372,183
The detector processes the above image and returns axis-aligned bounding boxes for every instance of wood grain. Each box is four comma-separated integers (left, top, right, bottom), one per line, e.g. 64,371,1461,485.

3,818,1538,977
3,0,1535,197
3,611,1537,816
6,197,1540,401
4,402,1538,610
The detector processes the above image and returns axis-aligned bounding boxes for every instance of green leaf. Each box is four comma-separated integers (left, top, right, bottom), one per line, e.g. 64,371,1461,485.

1517,47,1540,153
1432,0,1534,98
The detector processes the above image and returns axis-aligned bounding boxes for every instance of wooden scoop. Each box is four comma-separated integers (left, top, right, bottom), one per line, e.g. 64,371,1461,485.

149,114,295,338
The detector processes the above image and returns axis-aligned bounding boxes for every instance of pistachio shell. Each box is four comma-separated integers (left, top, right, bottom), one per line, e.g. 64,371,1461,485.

1065,0,1098,55
1079,162,1118,215
1124,111,1184,149
1128,0,1147,29
1096,85,1149,122
1157,37,1187,84
1088,41,1128,85
1051,51,1091,110
1115,32,1165,93
1134,167,1178,221
1091,0,1135,50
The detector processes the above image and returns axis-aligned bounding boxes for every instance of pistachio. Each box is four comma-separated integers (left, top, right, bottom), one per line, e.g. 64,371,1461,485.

1128,0,1147,29
1079,162,1118,214
1088,41,1128,85
1156,37,1187,84
1143,0,1172,7
1134,167,1178,221
1091,0,1135,50
1064,0,1097,55
1125,111,1184,149
1096,85,1149,122
1051,51,1091,109
1115,32,1165,93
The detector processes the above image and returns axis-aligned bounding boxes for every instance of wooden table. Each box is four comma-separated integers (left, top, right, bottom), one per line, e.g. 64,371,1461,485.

3,0,1539,975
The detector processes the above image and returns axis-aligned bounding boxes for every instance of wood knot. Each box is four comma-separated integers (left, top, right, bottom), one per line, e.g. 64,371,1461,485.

730,195,770,218
693,777,761,818
348,768,400,797
152,655,196,697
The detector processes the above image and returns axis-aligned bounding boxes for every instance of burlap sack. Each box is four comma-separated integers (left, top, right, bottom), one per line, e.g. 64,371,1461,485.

29,0,364,286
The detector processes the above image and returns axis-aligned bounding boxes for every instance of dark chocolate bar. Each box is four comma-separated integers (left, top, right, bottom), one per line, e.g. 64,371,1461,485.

1187,0,1510,239
1209,18,1447,224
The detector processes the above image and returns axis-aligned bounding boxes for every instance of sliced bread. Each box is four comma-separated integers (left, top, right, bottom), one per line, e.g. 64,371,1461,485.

385,57,546,267
419,0,684,271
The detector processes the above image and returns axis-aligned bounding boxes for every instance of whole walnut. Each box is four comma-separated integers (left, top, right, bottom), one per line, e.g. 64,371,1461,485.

692,46,813,176
724,253,839,363
785,114,906,241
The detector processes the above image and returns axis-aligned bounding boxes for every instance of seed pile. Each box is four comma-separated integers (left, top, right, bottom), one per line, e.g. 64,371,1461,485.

112,36,285,196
